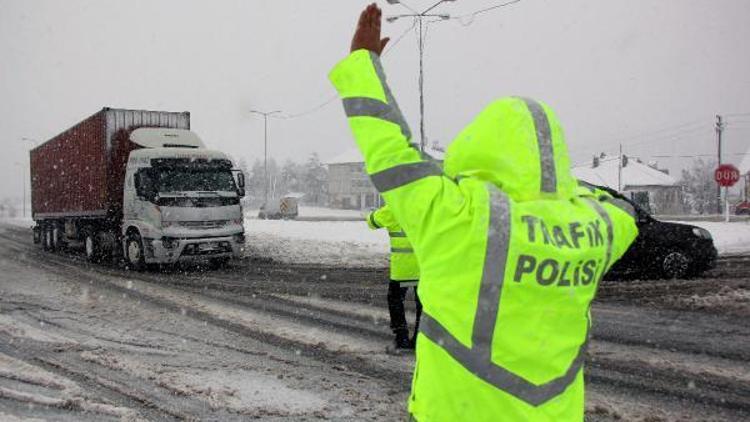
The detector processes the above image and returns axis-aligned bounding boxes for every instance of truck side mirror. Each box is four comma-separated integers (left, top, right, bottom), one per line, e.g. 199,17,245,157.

235,171,246,198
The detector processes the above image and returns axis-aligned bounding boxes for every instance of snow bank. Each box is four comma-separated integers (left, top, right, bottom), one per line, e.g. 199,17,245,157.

244,218,388,267
296,206,366,219
672,221,750,255
246,206,365,221
0,217,34,229
243,218,750,266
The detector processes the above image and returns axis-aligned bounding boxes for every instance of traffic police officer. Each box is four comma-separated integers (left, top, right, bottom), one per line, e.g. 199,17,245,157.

329,4,638,421
367,205,422,349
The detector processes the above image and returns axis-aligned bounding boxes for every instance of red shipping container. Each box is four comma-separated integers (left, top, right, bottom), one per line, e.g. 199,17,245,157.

30,108,190,220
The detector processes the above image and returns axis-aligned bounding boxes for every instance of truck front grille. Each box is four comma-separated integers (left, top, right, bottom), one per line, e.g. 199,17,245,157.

181,241,233,256
178,220,228,229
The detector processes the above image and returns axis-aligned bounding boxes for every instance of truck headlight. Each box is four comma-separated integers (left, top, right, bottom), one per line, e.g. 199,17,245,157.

692,228,712,239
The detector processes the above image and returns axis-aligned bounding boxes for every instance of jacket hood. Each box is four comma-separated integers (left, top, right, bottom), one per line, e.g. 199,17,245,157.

444,97,576,202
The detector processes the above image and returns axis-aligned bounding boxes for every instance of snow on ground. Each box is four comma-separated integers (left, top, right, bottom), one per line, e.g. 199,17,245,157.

1,217,34,229
244,217,389,267
243,215,750,267
246,206,366,220
672,220,750,255
295,206,366,219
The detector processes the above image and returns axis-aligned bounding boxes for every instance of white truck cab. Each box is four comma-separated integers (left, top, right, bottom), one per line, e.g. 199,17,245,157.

122,128,245,268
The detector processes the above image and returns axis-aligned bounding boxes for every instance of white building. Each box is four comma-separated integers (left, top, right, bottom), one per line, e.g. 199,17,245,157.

326,144,445,210
572,155,683,214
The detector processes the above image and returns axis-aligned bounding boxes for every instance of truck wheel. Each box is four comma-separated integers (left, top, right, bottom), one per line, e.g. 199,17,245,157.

44,228,55,252
125,233,146,271
52,227,65,250
84,232,100,263
40,227,49,250
661,250,691,280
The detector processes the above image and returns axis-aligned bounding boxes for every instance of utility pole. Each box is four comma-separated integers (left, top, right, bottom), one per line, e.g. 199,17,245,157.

386,0,456,152
716,115,724,215
249,110,281,206
618,143,623,192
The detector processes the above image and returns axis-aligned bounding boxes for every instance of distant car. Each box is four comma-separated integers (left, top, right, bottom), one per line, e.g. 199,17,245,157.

598,187,718,280
736,200,750,216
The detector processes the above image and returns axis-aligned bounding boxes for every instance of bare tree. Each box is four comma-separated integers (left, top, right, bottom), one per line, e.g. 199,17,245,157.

679,159,718,214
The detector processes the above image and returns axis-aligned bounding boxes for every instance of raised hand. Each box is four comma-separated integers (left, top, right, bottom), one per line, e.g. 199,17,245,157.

350,3,390,55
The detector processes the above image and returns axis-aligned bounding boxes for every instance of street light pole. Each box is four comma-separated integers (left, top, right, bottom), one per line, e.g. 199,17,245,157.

418,17,426,152
20,137,39,218
249,110,281,206
386,0,455,152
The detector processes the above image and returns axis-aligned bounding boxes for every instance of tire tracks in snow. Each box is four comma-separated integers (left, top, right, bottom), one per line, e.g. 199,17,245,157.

0,231,415,389
1,225,749,419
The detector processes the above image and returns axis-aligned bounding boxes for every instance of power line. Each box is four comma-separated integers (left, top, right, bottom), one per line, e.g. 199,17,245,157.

277,18,419,121
384,17,419,55
275,1,525,122
451,0,523,26
610,119,708,144
650,152,750,159
570,126,716,167
573,119,709,158
623,126,714,148
576,125,714,159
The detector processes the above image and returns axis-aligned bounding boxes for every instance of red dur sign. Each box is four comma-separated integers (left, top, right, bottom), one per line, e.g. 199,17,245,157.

714,164,740,187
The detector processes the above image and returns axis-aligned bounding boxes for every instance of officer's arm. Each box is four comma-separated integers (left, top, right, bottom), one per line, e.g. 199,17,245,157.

330,4,465,245
577,181,639,266
600,198,639,265
329,51,457,241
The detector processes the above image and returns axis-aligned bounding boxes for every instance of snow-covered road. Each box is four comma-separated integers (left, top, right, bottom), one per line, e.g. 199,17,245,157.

0,223,749,421
0,225,409,421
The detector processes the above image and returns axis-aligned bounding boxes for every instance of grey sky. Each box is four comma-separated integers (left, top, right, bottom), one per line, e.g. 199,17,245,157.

1,0,749,200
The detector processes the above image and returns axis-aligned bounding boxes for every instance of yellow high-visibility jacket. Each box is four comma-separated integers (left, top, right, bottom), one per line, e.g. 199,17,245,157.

330,49,638,421
367,205,420,281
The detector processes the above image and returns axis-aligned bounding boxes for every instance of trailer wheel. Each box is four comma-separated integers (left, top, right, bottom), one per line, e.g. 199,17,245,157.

40,227,48,250
44,227,55,252
33,226,41,244
52,227,65,250
84,231,100,263
125,232,146,271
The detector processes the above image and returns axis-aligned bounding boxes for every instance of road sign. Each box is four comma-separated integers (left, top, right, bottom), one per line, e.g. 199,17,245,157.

714,164,740,187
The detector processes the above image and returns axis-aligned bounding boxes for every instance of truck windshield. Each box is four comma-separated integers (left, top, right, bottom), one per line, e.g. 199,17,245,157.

154,168,237,193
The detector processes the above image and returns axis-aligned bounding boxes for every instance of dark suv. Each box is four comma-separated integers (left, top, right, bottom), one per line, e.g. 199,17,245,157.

600,188,718,280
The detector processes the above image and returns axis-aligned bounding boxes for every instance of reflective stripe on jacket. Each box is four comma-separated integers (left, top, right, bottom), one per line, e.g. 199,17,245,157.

330,49,638,421
367,205,420,281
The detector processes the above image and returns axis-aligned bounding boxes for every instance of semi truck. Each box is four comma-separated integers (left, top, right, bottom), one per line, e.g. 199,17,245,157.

30,107,246,269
